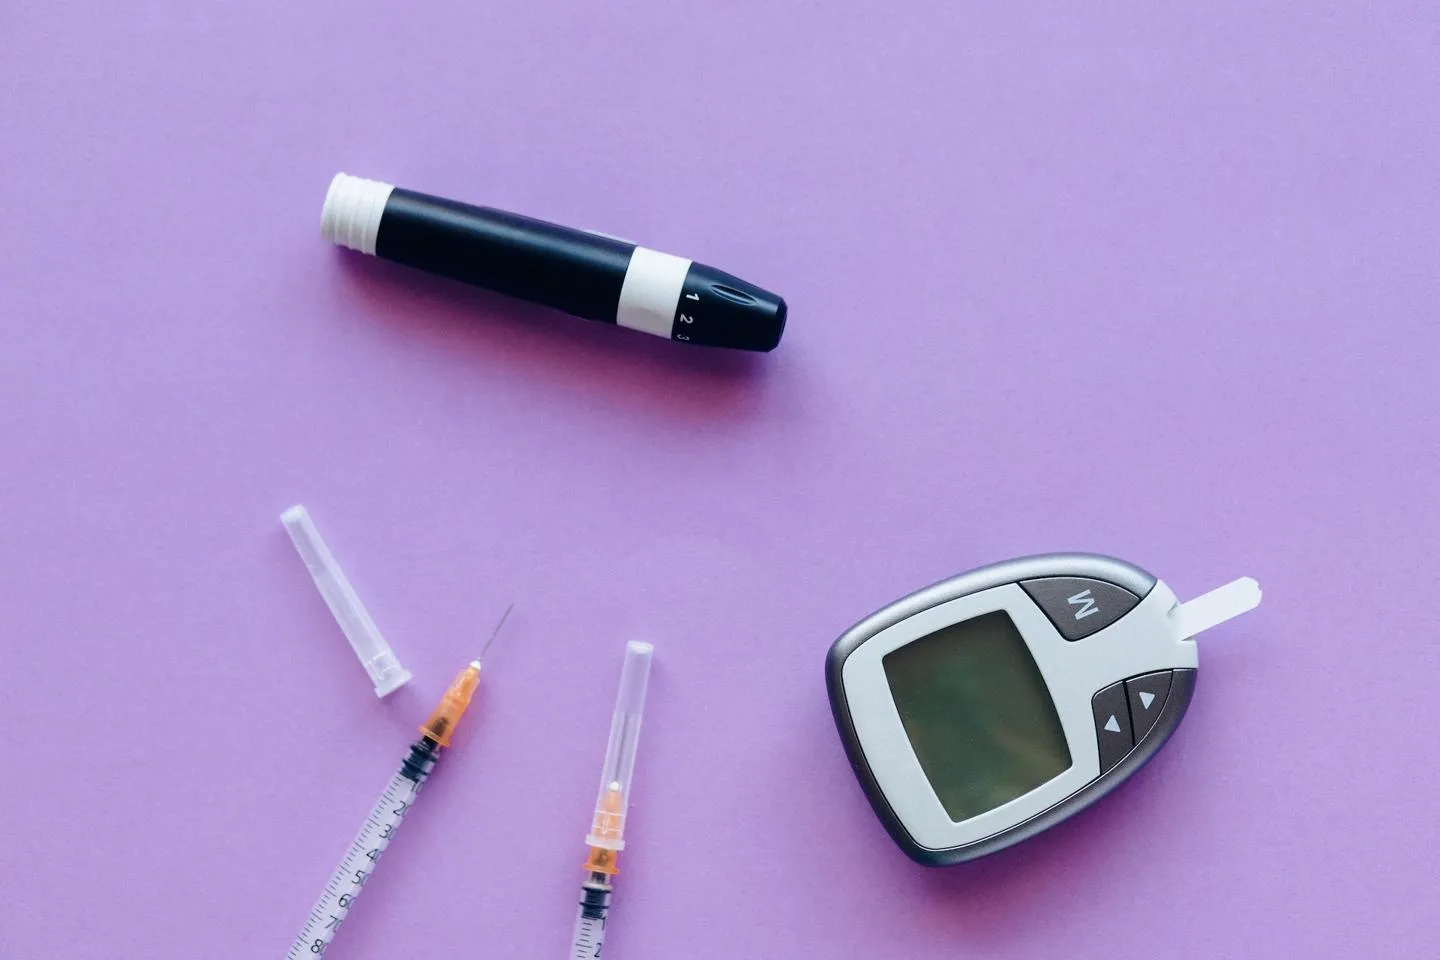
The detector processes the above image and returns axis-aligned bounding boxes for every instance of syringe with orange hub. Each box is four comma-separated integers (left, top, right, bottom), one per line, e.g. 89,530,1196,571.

286,606,511,960
570,641,654,960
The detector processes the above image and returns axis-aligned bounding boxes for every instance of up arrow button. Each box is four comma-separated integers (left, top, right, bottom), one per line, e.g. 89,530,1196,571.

1091,681,1134,773
1125,671,1174,742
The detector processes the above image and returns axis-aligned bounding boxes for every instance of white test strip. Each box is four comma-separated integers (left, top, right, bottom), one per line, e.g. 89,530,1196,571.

1170,577,1262,639
281,504,412,697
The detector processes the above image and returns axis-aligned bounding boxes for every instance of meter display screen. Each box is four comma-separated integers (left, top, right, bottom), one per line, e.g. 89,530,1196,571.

883,610,1071,822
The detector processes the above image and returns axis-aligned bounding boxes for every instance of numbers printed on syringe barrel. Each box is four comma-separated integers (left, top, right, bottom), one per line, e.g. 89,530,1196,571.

286,655,490,957
288,771,419,957
572,914,605,960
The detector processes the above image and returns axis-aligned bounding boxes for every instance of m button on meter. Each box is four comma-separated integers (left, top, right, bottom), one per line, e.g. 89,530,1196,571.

1091,681,1134,774
1021,577,1140,640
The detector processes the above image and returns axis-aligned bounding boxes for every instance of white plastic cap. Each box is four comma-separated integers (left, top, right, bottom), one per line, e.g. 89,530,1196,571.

321,173,395,256
281,504,412,697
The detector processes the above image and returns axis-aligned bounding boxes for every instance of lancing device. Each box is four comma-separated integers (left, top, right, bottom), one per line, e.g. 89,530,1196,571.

321,173,787,352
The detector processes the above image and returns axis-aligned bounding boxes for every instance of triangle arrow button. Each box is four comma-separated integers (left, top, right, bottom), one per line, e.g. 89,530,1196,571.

1125,671,1174,743
1091,681,1134,773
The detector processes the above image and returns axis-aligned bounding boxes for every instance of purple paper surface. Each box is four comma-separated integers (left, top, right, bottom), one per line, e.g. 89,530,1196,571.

1,3,1436,957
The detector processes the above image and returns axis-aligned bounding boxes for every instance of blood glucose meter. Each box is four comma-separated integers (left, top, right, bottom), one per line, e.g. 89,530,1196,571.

826,554,1260,865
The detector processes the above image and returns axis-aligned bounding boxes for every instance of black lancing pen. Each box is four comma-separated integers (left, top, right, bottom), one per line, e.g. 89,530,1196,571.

322,173,786,352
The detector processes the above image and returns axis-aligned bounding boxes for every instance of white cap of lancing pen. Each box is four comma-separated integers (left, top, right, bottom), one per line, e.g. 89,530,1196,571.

280,504,412,697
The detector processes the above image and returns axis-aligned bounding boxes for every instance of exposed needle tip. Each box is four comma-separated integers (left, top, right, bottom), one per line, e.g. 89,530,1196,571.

477,602,515,663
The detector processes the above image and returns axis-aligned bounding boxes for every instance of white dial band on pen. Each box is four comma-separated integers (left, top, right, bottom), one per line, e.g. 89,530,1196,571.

615,246,692,338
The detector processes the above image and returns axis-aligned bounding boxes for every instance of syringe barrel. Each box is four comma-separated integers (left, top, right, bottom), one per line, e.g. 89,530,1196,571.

570,878,613,960
585,641,653,853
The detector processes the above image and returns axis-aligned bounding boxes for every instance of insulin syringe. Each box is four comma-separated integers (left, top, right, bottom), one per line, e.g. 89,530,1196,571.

286,609,510,958
571,641,654,960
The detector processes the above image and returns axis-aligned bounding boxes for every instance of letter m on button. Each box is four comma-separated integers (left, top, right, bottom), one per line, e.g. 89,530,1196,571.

1067,589,1099,620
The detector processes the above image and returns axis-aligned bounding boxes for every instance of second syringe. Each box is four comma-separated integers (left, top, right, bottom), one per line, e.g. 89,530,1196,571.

570,641,654,960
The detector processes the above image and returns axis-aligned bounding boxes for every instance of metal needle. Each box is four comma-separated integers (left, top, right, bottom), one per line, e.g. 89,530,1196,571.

474,603,515,667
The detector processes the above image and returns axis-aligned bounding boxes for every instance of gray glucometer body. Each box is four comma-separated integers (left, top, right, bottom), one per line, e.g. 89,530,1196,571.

826,554,1260,866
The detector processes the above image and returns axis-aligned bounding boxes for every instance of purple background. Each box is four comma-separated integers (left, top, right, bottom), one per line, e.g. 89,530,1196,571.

1,3,1436,957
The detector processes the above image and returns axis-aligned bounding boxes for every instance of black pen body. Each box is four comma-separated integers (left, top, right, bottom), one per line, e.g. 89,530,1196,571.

322,174,786,352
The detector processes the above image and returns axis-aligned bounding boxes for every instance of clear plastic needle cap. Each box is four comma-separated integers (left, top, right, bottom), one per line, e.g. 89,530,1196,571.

281,504,412,697
584,641,654,869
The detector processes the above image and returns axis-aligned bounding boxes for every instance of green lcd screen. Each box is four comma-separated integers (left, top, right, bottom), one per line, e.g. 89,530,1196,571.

883,610,1072,822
